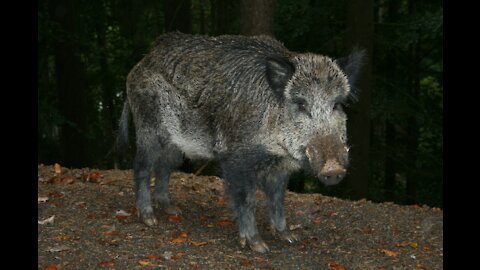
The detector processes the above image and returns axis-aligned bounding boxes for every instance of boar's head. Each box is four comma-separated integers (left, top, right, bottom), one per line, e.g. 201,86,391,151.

265,49,364,186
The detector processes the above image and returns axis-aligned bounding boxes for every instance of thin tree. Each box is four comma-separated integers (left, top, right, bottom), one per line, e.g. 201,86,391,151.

344,0,374,199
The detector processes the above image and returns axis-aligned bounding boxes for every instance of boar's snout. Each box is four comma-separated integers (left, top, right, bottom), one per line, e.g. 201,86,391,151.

305,135,348,186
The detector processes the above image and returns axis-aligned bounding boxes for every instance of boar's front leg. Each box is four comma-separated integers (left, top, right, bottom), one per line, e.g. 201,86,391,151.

260,171,298,243
221,153,269,253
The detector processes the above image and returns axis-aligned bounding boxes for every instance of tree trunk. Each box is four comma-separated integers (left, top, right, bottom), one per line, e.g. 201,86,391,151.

49,0,89,167
384,0,401,202
405,0,420,205
164,0,192,33
344,0,374,199
240,0,276,36
96,0,117,168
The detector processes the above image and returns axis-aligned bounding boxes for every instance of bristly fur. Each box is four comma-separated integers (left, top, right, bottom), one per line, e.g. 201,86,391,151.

119,32,364,253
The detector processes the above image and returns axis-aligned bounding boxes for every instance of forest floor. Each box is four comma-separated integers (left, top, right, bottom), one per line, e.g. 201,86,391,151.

38,164,443,270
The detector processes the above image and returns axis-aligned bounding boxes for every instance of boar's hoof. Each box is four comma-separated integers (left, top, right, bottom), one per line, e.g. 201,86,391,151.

278,231,299,243
164,205,182,216
240,235,270,253
140,212,158,227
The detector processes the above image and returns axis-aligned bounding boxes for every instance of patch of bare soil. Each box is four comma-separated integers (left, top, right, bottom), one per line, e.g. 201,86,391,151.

38,164,442,270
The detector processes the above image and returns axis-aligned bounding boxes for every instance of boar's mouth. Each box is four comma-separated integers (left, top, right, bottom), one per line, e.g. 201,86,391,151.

305,135,348,186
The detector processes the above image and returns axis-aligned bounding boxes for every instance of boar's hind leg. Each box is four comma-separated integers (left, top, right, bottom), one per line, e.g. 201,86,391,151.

153,144,183,215
260,171,298,243
221,154,270,253
134,143,159,227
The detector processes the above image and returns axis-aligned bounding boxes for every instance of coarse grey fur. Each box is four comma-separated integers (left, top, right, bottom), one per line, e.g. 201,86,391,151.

118,32,364,253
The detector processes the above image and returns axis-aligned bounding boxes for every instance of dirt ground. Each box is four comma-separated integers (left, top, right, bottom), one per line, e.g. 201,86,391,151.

38,164,443,270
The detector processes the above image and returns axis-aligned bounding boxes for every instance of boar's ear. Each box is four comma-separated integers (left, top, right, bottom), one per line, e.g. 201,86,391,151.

265,56,295,98
335,48,366,87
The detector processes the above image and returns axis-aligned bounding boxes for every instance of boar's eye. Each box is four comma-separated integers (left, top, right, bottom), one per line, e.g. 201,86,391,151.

293,98,311,117
333,103,343,111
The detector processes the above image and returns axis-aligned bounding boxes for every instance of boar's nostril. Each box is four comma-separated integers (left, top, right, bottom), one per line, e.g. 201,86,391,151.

320,159,346,177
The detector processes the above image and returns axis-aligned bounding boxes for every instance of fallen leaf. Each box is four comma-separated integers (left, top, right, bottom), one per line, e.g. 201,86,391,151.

207,224,214,228
173,252,186,260
382,249,399,257
410,242,418,249
328,261,346,270
53,163,61,174
240,259,252,267
115,209,131,217
61,176,75,184
38,196,49,203
48,245,70,253
138,260,151,266
217,219,234,226
38,215,55,225
396,241,410,247
313,219,321,224
89,171,103,183
44,265,57,270
191,241,208,246
55,234,73,241
416,263,427,269
289,224,302,231
179,232,188,237
98,260,115,267
49,176,62,184
255,256,267,263
167,215,182,223
82,170,90,181
145,255,162,260
170,237,187,243
423,246,431,252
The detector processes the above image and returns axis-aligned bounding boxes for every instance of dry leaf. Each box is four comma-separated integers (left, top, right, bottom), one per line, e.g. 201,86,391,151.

53,163,61,174
191,241,208,246
167,215,182,222
38,196,49,203
89,171,103,182
138,260,151,266
207,224,214,228
145,255,162,260
217,219,234,226
173,252,186,259
382,249,399,257
38,215,55,225
44,265,57,270
240,259,252,267
98,260,115,267
61,176,75,184
409,242,418,249
48,245,70,253
328,261,347,270
416,263,427,269
115,209,131,217
313,219,321,224
396,241,410,247
170,237,187,243
179,232,188,237
82,170,90,181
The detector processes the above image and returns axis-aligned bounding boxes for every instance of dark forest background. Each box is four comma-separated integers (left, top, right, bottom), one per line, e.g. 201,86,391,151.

38,0,443,207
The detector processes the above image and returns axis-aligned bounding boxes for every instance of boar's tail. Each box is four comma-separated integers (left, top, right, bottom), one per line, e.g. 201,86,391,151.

115,101,130,156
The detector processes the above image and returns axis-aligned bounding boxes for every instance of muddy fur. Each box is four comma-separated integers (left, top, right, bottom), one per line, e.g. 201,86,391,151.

117,32,364,252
